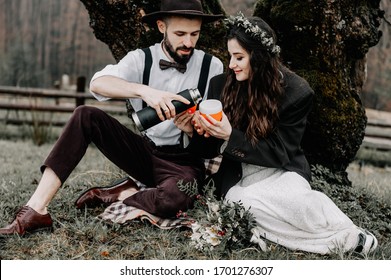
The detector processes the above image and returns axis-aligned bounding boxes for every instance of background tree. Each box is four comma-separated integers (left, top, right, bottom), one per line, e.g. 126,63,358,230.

80,0,386,178
362,0,391,111
79,0,227,62
0,0,114,88
253,0,385,173
0,0,388,110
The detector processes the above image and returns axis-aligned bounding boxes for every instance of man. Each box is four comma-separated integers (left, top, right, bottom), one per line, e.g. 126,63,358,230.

0,0,223,236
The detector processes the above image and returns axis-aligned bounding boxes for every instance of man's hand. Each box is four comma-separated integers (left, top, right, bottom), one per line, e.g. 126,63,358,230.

90,76,190,121
174,110,195,137
192,111,206,136
142,88,190,121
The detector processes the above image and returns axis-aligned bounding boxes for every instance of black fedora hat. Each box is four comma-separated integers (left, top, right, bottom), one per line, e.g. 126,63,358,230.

142,0,224,25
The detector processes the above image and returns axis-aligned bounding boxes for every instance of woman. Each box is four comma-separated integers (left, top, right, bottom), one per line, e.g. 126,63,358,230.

183,12,377,255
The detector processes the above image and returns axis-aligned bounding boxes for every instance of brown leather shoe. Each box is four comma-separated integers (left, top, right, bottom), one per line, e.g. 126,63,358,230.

0,206,53,236
75,177,138,209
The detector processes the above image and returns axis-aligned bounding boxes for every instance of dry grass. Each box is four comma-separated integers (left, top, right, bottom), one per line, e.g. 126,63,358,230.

0,138,390,260
347,162,391,202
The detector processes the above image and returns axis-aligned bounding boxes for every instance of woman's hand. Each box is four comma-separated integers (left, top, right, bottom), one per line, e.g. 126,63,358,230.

197,112,232,141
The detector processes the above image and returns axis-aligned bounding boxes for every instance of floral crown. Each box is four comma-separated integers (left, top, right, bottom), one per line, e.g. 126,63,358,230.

224,12,281,55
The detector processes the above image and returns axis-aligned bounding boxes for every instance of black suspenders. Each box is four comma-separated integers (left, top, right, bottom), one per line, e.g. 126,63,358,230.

142,48,153,86
197,52,212,97
126,47,213,117
141,47,212,96
125,48,153,117
141,48,152,108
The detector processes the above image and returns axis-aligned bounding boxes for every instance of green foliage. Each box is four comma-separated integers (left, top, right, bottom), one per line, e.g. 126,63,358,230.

177,179,199,198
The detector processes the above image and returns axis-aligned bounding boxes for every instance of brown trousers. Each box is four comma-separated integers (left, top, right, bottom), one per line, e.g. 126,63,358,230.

42,105,205,218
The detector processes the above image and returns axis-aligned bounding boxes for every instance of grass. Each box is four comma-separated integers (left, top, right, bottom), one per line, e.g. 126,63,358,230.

0,138,390,260
347,162,391,200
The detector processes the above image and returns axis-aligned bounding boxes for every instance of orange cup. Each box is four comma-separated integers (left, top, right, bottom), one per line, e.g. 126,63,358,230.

199,99,222,122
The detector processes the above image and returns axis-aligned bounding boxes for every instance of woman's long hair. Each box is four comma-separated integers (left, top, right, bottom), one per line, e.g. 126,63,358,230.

221,17,284,146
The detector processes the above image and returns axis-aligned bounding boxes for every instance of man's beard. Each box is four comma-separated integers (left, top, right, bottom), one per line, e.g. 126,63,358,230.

163,37,194,65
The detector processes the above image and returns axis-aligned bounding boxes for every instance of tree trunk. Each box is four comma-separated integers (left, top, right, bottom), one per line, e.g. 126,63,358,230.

79,0,384,174
254,0,384,172
79,0,226,62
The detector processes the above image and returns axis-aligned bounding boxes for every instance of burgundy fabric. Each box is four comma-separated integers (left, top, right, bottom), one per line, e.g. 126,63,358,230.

42,105,205,218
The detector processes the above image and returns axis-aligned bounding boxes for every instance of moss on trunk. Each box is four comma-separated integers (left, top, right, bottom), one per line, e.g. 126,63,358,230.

79,0,384,174
254,0,383,171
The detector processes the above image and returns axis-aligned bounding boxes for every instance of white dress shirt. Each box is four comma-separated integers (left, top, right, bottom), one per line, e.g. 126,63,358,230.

90,43,223,146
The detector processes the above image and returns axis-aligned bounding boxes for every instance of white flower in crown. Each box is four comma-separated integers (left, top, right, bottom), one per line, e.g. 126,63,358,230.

225,11,281,55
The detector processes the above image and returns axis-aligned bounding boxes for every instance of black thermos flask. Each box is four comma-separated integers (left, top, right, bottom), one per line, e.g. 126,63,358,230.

131,88,202,131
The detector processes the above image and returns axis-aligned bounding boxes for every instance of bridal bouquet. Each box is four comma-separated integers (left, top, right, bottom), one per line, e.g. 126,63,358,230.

177,180,267,253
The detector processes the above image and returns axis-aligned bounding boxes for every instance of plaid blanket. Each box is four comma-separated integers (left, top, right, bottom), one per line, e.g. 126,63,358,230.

204,155,222,176
98,156,222,229
98,201,193,229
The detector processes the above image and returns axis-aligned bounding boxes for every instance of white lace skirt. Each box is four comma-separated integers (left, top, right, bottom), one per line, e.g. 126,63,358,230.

225,164,361,254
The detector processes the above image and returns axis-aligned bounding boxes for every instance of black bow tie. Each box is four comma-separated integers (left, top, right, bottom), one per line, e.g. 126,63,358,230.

159,59,187,73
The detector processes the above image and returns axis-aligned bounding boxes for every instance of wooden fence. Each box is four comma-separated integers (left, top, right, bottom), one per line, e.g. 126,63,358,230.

361,108,391,152
1,85,390,153
354,108,391,165
0,82,126,127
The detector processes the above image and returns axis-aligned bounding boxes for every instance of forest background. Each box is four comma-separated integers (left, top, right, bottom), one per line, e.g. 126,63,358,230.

0,0,389,111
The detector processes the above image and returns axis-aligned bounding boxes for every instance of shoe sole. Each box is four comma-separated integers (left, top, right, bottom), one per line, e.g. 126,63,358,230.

0,225,53,238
